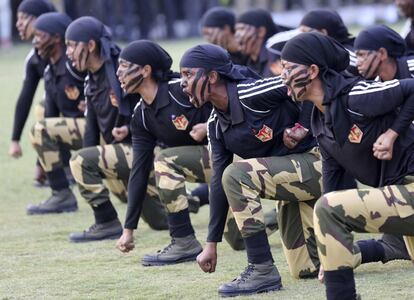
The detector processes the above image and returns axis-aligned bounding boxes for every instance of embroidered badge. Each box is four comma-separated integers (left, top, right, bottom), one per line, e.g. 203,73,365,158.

172,114,189,130
109,90,118,107
348,124,363,143
64,86,80,100
255,125,273,142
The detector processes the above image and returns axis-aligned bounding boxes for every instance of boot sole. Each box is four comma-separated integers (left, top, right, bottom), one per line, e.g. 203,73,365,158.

142,250,202,266
218,281,283,298
69,232,122,243
27,205,78,215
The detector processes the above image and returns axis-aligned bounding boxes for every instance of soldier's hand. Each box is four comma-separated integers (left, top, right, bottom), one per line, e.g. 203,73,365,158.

283,123,309,149
9,141,23,158
318,266,325,284
116,228,135,253
190,123,207,142
77,100,86,113
373,128,398,160
112,125,129,142
197,242,217,273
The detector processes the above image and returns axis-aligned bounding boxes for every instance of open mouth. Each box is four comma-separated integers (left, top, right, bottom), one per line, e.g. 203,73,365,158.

183,89,195,104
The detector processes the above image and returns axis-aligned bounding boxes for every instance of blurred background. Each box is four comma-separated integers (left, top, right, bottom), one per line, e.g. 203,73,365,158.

0,0,403,48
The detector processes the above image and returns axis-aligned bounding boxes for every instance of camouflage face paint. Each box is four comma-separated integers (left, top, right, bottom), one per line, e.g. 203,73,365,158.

33,31,55,59
123,63,144,93
357,50,381,79
282,64,311,101
190,69,205,108
70,41,89,72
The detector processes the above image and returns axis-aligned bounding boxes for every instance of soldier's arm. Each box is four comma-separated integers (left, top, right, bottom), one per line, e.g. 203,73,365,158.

123,117,156,231
83,102,100,147
320,145,357,194
11,51,42,141
206,116,234,243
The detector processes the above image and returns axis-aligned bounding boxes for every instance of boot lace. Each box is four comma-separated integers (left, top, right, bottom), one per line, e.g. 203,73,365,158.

158,239,176,254
235,264,255,283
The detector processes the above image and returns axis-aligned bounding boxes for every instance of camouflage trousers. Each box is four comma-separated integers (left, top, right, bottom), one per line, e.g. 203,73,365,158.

30,117,85,172
70,144,168,230
222,148,322,278
314,182,414,272
154,145,245,250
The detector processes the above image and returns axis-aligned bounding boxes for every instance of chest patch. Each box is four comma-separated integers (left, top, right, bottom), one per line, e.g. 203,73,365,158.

255,125,273,142
348,124,363,143
64,85,80,100
172,114,189,131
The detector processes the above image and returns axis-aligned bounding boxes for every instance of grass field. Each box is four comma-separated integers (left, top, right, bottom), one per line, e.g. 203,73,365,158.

1,39,414,300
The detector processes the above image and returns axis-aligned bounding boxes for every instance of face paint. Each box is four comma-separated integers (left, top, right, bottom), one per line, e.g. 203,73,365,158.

16,12,35,40
357,50,381,79
117,61,144,94
281,63,311,102
33,30,55,59
66,41,89,71
235,23,258,56
190,69,205,108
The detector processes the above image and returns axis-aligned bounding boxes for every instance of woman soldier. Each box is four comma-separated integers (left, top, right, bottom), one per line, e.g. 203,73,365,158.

179,44,321,297
9,0,55,186
65,17,168,242
115,41,237,265
280,32,414,300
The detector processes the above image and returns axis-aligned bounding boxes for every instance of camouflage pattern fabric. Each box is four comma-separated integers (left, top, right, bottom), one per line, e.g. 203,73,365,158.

154,145,245,249
34,100,45,122
70,144,167,229
314,182,414,271
154,145,212,213
30,117,85,172
222,148,322,278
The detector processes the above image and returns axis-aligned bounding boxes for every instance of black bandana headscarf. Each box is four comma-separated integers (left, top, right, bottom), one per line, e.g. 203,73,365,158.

180,44,260,80
34,12,71,39
354,25,407,58
281,32,360,145
120,40,176,82
18,0,55,17
202,7,235,30
300,9,354,46
65,16,128,115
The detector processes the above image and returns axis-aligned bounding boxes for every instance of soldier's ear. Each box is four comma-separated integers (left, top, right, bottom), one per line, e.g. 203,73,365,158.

378,47,388,61
143,64,152,78
208,71,219,84
88,40,97,53
309,64,320,80
257,26,266,39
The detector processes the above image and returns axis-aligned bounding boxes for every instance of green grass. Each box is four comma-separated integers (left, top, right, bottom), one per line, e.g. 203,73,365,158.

1,40,414,300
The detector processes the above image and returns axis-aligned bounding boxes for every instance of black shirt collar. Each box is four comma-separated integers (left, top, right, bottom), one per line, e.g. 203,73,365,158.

140,81,170,114
52,55,67,77
216,82,244,132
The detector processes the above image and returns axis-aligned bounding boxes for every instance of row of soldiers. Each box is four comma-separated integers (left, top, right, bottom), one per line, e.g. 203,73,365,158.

8,0,414,299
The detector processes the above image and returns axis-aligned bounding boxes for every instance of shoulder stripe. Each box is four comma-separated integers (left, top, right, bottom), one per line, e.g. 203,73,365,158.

239,100,271,113
237,76,281,87
239,83,285,100
168,78,181,84
351,79,399,90
349,80,400,96
65,61,85,81
168,91,192,108
238,78,283,94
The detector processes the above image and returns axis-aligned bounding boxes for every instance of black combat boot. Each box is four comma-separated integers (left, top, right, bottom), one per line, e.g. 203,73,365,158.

218,260,282,297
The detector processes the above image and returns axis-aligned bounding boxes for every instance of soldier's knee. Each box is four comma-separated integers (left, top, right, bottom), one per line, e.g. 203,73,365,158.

314,194,337,223
222,164,241,189
69,151,83,182
29,121,46,143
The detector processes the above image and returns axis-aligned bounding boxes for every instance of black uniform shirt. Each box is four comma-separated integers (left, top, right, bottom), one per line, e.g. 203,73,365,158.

395,56,414,79
12,49,48,141
312,79,414,193
83,65,121,147
43,56,85,118
246,45,272,77
207,76,316,242
124,79,212,229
